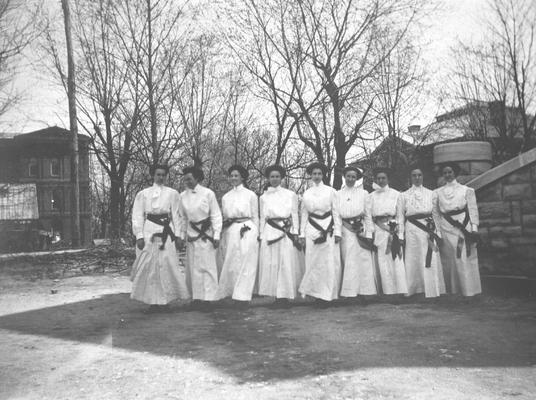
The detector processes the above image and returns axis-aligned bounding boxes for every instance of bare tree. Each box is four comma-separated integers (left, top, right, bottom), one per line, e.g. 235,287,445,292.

0,0,41,121
44,0,143,240
450,0,536,158
228,0,427,188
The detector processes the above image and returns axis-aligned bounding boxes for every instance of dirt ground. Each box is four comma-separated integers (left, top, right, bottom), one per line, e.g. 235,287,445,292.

0,253,535,400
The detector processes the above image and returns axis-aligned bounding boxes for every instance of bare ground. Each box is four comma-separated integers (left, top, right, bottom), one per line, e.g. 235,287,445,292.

0,251,535,400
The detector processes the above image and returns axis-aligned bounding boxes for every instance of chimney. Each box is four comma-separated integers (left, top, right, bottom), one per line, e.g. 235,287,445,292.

408,125,421,134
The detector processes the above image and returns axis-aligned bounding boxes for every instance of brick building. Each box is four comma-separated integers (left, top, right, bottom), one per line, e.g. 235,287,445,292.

0,126,91,248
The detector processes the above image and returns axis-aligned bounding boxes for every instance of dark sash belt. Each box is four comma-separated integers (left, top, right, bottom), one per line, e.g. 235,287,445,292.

308,211,334,244
223,217,251,238
266,217,300,248
342,216,376,252
406,213,441,268
373,215,402,260
441,208,479,258
146,213,176,250
187,217,215,245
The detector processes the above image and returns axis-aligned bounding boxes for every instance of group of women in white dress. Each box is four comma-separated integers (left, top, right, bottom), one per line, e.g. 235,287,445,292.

130,161,482,312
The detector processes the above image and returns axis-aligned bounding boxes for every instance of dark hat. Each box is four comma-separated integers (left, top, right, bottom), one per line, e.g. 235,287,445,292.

306,162,328,176
182,166,205,182
228,164,249,180
264,164,286,179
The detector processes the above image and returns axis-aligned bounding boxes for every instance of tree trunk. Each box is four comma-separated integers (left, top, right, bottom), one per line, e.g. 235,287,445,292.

61,0,81,248
109,178,122,240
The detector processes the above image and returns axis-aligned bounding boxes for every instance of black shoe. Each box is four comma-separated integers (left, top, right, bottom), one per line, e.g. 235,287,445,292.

270,298,291,309
313,299,331,309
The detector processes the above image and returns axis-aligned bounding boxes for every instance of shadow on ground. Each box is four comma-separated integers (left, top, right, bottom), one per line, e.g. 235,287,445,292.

1,293,535,383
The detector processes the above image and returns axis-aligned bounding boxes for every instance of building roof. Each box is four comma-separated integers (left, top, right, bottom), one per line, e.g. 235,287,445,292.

0,184,39,220
0,126,90,142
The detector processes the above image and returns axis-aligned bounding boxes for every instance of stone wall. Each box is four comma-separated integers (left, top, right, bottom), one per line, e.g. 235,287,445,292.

476,163,536,278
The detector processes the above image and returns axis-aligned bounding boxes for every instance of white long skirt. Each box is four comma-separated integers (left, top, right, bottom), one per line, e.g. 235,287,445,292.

185,238,220,301
258,235,304,299
131,237,190,305
404,221,446,298
438,217,481,296
299,235,341,301
374,228,408,295
218,221,259,301
340,225,377,297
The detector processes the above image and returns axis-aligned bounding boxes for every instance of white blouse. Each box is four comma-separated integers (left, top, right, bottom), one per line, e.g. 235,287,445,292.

131,184,180,240
367,185,404,238
221,184,259,228
179,184,223,240
400,185,441,234
336,185,373,238
435,180,479,230
300,182,341,238
259,185,299,241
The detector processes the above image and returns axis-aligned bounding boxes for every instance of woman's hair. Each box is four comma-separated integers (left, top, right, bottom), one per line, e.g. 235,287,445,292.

264,164,286,179
182,166,205,182
440,162,461,177
408,164,425,176
373,166,392,178
306,162,328,176
149,164,169,176
228,164,249,181
343,166,363,179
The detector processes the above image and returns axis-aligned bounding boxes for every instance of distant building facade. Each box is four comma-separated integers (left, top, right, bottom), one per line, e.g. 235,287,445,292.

0,126,91,249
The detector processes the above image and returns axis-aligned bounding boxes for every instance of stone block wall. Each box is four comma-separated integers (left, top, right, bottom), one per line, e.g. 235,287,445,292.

476,163,536,278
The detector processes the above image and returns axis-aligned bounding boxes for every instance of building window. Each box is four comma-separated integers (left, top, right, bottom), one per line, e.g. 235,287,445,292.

28,159,38,177
51,189,63,211
51,159,61,177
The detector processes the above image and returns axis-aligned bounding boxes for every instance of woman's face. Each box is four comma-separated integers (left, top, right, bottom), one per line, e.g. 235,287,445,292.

411,169,423,187
183,173,198,189
442,167,455,182
375,172,388,188
229,170,243,187
311,168,324,184
269,171,282,187
153,168,167,185
344,170,359,187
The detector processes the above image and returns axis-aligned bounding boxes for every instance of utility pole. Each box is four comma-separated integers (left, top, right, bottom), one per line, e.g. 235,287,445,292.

61,0,81,247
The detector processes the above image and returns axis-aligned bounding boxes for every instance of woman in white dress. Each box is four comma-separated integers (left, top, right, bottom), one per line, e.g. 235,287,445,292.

258,165,304,308
177,166,223,311
368,167,408,297
131,164,190,312
298,162,341,307
337,166,377,300
400,166,446,298
436,162,482,296
218,165,259,306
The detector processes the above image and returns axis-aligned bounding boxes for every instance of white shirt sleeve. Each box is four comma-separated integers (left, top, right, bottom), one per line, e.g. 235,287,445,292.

332,189,341,237
259,195,266,240
396,193,405,240
171,190,181,239
132,191,145,240
363,193,373,239
209,190,223,241
178,194,188,241
299,195,308,239
466,187,479,231
291,192,299,236
250,191,259,231
432,191,442,238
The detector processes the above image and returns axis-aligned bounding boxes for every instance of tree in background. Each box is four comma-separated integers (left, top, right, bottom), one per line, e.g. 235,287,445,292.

450,0,535,160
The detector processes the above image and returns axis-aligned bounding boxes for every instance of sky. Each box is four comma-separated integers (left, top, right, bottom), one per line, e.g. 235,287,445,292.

0,0,490,134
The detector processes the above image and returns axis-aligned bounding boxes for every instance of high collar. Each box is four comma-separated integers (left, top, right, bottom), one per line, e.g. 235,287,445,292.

232,184,244,191
311,181,324,188
411,184,423,190
445,179,458,187
376,184,389,193
188,184,201,193
343,184,358,191
267,185,282,193
152,182,164,188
